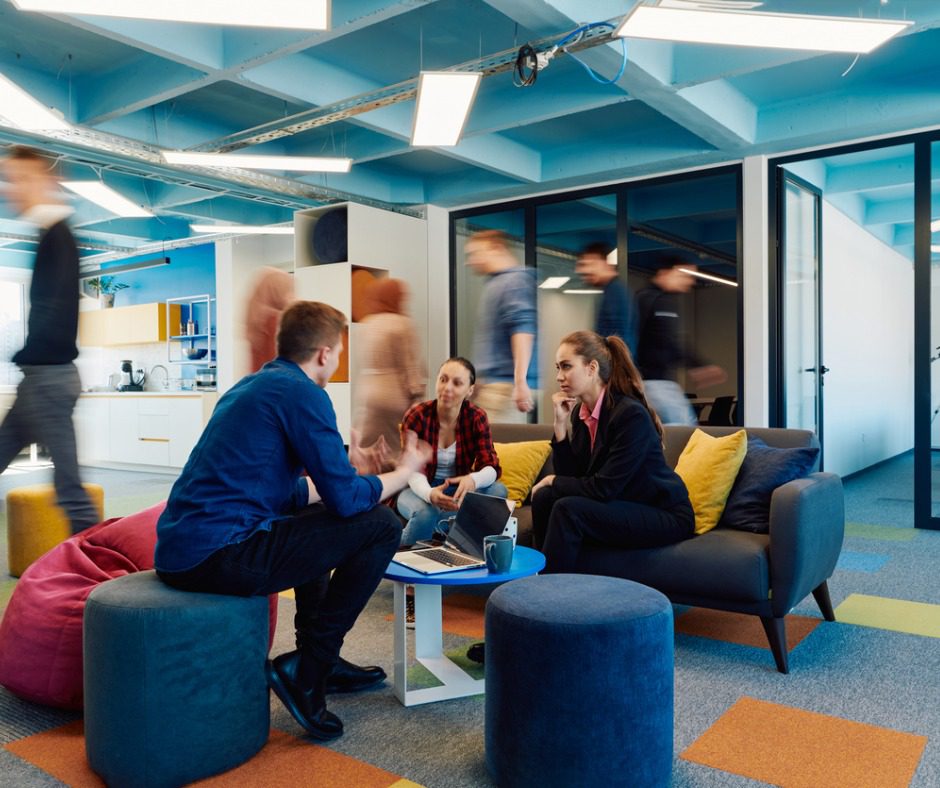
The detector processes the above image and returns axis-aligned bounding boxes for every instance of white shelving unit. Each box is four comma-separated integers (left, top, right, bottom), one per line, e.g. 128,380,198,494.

166,294,216,367
293,203,427,442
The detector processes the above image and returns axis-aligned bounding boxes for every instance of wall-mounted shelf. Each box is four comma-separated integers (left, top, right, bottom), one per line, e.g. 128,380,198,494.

166,295,216,366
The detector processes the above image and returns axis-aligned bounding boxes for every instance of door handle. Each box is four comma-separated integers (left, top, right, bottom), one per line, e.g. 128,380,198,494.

803,366,830,374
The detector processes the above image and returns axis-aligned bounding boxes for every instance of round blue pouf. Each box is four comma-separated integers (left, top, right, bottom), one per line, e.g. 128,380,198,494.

84,571,270,788
312,206,348,264
485,574,674,788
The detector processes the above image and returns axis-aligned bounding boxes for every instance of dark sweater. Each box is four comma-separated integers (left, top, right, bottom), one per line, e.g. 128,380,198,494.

634,284,703,381
13,220,80,366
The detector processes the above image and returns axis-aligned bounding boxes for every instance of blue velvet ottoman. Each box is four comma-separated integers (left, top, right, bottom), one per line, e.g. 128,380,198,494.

83,571,270,788
485,574,674,788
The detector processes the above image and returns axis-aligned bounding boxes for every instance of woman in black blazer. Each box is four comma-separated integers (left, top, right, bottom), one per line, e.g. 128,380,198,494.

532,330,694,573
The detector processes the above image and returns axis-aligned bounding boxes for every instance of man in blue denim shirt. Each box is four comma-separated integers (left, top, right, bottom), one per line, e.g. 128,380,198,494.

156,301,430,741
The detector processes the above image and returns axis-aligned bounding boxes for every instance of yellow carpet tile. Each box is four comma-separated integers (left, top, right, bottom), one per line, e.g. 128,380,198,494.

835,594,940,638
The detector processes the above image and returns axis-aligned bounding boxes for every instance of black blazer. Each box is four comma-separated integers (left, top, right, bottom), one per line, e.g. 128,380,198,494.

551,390,690,510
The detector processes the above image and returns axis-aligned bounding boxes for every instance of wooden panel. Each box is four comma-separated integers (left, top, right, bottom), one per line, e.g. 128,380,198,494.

78,303,180,347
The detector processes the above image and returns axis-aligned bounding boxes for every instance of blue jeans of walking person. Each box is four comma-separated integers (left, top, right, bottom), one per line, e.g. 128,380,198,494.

397,481,509,545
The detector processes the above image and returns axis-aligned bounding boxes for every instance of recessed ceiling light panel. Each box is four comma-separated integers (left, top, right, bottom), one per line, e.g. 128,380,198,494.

0,72,69,131
163,151,351,173
411,72,482,147
191,224,295,235
12,0,330,29
615,6,912,54
62,181,152,217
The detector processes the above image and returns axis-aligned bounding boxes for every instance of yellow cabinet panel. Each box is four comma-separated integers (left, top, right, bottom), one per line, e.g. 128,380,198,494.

79,303,180,347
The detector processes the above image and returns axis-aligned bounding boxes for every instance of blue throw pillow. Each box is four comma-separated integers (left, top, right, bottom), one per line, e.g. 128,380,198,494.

719,436,819,533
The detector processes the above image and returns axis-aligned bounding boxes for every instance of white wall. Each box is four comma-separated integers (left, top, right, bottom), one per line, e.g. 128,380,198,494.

822,202,914,477
215,235,294,393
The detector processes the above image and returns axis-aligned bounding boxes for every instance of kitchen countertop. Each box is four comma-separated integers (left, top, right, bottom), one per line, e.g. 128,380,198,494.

81,390,214,397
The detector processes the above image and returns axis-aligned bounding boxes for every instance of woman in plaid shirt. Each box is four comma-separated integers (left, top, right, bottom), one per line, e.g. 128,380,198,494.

396,357,508,545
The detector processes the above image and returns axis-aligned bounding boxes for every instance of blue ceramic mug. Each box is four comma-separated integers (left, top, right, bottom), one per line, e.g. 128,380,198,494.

484,534,514,574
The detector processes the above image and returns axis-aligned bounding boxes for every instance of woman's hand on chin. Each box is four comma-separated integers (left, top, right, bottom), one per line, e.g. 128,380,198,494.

552,391,576,424
531,474,555,496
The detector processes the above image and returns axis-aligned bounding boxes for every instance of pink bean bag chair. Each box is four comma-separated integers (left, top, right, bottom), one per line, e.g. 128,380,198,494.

0,502,278,709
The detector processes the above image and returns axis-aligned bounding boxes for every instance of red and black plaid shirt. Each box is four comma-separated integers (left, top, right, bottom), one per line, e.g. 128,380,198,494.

400,399,501,484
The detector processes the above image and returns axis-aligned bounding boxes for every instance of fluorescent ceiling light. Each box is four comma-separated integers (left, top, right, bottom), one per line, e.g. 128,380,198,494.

163,151,351,173
614,5,912,54
62,181,152,218
678,267,738,287
12,0,329,29
539,277,570,290
191,224,294,235
931,245,940,254
0,72,69,131
564,289,603,295
931,220,940,232
411,72,481,147
80,256,170,279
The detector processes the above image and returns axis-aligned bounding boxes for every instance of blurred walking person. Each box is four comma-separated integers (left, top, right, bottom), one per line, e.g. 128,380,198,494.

575,242,636,350
353,278,426,470
0,146,98,533
245,267,294,373
463,230,537,423
635,259,726,425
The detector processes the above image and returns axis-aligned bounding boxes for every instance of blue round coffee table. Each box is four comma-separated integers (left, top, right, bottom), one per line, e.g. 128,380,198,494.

385,545,545,706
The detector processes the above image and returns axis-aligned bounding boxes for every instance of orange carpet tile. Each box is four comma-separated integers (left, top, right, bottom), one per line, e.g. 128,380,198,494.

675,607,820,650
385,593,486,639
6,721,418,788
681,696,927,788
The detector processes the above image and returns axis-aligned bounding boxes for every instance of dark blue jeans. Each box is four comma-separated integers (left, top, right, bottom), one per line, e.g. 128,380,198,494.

0,363,98,533
158,503,401,665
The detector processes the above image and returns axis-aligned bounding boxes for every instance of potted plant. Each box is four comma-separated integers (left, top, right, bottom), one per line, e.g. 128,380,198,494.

87,276,129,308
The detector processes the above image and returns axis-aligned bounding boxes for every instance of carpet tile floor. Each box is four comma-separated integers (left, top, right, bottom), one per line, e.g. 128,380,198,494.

1,455,940,786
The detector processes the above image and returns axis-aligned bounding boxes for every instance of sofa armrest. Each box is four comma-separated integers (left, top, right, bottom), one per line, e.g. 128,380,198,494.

767,472,845,617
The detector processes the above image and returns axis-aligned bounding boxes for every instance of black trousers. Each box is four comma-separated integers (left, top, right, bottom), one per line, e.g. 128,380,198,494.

532,486,694,574
158,503,401,665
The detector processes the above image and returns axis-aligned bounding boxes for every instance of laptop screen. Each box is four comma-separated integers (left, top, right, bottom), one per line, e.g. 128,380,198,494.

447,492,514,559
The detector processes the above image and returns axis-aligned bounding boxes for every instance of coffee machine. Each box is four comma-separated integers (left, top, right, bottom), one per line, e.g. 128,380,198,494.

118,359,146,392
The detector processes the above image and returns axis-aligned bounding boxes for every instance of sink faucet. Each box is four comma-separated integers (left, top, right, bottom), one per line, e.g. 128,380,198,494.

149,364,169,390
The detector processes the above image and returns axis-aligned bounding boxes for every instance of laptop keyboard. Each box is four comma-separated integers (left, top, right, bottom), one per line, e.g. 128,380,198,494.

419,548,479,567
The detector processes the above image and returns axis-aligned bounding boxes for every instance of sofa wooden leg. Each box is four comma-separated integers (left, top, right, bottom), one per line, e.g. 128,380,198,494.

812,581,836,622
760,616,789,674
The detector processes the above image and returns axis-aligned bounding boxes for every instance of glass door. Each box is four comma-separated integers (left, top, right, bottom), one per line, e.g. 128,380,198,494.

779,173,824,459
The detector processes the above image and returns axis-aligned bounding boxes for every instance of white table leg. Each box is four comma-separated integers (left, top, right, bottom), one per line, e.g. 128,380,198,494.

391,581,485,706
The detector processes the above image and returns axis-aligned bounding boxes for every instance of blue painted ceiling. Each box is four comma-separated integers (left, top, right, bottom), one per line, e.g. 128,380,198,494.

1,0,939,270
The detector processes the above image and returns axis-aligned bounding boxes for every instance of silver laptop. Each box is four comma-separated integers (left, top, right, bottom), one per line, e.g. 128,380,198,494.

392,491,516,575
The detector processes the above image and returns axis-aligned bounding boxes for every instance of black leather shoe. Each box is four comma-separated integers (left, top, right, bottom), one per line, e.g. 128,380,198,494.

326,657,387,694
467,642,485,664
266,652,343,741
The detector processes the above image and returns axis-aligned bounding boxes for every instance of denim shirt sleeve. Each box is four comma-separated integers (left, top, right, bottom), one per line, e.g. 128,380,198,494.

285,381,382,517
500,270,537,336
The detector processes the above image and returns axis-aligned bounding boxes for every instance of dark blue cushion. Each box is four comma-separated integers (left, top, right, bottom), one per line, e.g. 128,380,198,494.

720,436,819,533
312,206,348,264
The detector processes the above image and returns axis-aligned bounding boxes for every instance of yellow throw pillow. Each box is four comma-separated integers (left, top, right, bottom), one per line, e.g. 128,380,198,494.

493,441,553,506
674,429,747,535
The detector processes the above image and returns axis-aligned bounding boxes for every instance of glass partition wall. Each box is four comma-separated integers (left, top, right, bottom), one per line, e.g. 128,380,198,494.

451,168,742,425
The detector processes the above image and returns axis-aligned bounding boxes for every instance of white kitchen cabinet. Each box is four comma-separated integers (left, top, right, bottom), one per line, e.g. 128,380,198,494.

168,397,203,467
75,396,110,465
77,394,214,469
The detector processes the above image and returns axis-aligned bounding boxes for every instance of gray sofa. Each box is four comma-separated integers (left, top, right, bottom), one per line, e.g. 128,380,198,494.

489,422,845,673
